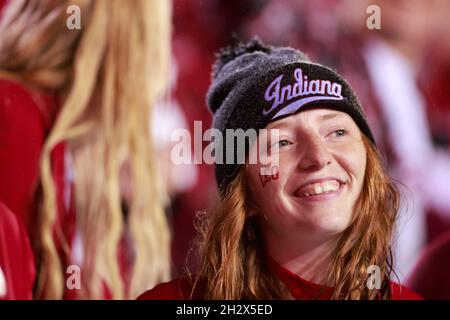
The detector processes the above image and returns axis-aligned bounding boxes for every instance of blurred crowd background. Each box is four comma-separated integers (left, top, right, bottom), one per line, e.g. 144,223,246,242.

0,0,449,299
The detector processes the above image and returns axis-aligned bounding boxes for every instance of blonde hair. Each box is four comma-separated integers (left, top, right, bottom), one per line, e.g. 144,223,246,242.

194,135,398,299
0,0,172,299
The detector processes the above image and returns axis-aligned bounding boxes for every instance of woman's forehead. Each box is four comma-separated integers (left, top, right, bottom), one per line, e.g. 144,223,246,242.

266,108,352,130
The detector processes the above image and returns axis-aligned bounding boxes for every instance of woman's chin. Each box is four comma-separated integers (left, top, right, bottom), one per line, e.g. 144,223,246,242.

292,211,352,235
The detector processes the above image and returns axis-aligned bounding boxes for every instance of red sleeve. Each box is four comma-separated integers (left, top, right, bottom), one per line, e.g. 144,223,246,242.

390,281,423,300
0,201,36,299
0,79,47,225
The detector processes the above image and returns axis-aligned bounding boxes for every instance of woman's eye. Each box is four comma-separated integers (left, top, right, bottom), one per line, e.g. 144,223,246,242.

331,129,347,137
278,139,292,147
271,139,291,148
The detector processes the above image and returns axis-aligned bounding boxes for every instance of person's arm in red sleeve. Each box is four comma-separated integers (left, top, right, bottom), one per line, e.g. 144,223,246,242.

0,79,47,225
0,200,36,300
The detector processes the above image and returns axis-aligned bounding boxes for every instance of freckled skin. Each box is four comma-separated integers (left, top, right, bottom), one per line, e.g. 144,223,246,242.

246,108,367,246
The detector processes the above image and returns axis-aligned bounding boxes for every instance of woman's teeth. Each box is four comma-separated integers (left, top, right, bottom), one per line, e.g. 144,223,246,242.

300,180,341,197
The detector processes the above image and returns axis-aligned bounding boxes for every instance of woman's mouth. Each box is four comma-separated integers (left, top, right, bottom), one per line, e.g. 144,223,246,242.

294,179,345,201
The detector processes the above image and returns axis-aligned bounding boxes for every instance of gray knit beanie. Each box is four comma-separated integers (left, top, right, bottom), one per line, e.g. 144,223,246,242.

206,38,375,195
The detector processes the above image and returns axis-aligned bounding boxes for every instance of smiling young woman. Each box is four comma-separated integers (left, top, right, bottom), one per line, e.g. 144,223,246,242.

138,39,421,300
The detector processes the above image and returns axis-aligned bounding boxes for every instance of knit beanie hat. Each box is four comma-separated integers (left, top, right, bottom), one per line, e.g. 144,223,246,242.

206,38,375,195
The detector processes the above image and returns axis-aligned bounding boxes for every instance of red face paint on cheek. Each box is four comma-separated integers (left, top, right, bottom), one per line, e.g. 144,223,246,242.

258,166,279,188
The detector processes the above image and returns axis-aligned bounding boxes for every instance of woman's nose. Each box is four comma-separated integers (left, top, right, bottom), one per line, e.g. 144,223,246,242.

297,134,332,171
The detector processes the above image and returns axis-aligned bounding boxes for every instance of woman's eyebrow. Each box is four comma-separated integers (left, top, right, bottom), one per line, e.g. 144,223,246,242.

267,119,292,130
318,113,347,122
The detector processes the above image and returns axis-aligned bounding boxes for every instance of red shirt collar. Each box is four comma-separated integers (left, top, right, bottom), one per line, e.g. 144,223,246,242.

265,254,334,300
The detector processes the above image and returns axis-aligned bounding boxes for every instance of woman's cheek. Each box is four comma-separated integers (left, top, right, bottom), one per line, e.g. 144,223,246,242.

255,164,281,190
333,142,367,185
